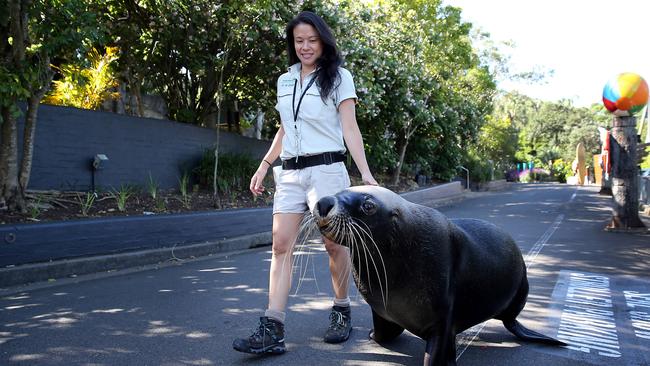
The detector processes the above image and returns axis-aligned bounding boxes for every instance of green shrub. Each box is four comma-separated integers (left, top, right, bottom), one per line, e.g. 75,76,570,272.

194,150,259,194
462,152,492,183
551,159,573,183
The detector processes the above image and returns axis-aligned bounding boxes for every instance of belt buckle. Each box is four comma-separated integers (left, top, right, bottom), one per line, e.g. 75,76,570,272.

323,153,332,165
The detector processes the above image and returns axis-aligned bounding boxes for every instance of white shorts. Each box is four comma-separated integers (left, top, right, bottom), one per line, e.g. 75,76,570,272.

272,162,351,214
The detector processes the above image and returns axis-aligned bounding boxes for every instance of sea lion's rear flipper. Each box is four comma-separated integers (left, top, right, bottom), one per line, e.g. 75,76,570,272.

369,309,404,342
502,319,566,346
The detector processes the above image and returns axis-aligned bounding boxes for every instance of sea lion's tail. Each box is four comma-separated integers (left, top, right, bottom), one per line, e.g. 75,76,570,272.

503,319,566,346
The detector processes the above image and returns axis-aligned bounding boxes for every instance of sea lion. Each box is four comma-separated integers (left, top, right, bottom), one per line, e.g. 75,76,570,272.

312,185,564,366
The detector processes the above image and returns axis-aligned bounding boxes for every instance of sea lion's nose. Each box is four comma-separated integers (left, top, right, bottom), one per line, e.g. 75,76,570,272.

316,196,336,217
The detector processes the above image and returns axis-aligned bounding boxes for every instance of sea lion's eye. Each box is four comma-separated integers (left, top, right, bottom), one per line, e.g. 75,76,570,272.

361,200,377,215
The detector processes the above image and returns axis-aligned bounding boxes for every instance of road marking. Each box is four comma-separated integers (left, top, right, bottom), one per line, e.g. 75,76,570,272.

547,271,650,364
524,214,564,269
456,213,566,360
623,291,650,340
556,272,621,358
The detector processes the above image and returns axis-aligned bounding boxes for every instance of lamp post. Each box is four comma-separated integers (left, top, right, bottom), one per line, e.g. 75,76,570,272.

91,154,108,192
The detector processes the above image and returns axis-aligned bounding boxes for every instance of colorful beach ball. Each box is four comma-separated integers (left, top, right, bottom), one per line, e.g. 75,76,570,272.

602,72,648,116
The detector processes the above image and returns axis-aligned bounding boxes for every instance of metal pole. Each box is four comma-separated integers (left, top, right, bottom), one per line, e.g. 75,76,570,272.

458,166,469,190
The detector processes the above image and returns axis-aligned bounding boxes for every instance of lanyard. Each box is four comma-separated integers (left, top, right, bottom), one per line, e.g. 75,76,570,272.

292,76,317,122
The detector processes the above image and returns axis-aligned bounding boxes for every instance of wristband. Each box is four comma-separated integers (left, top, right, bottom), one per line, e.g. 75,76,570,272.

263,159,272,167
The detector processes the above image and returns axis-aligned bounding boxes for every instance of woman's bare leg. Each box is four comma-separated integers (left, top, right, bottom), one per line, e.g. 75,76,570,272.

267,213,303,314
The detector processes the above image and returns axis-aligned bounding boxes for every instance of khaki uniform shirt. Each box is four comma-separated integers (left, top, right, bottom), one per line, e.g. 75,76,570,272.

275,63,357,160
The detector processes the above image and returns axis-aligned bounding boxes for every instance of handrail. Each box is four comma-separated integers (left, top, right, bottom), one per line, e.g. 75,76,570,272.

458,166,469,190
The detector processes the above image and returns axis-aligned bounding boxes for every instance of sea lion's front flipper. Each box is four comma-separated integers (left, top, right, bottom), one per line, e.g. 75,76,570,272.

368,309,404,342
423,309,456,366
423,332,457,366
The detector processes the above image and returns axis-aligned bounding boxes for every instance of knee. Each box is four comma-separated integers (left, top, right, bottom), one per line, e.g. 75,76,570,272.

272,230,295,256
323,236,344,257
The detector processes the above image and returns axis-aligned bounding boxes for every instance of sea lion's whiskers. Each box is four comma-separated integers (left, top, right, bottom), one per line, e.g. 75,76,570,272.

294,212,320,295
352,220,374,296
332,216,346,244
342,218,363,293
351,219,389,308
329,215,354,292
355,219,389,307
292,239,310,295
278,212,310,297
342,218,364,303
346,219,372,294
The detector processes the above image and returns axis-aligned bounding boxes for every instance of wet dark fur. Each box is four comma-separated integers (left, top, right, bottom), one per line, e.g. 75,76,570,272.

313,186,564,366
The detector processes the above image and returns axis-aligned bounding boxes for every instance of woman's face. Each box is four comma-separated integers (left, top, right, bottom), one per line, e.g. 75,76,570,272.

293,23,322,70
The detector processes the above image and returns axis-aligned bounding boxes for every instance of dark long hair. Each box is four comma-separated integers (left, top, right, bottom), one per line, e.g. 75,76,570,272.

286,11,342,101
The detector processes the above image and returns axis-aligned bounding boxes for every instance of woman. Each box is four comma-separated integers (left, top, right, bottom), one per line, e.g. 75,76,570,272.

233,11,378,355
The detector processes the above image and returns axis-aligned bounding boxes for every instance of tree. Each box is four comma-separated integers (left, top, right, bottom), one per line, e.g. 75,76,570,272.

491,91,610,178
99,0,298,127
472,114,518,174
1,0,101,212
608,116,645,229
326,0,495,183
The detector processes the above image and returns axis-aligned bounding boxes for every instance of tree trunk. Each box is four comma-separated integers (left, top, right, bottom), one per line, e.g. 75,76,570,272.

0,107,13,210
0,106,25,212
391,137,409,186
19,96,39,192
0,0,29,212
19,83,49,192
124,70,144,117
608,116,644,228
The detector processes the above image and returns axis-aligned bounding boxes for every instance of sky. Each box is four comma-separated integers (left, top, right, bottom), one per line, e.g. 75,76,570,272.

444,0,650,107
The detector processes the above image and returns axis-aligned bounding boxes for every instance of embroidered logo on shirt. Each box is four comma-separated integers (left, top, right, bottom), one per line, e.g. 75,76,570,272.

279,79,295,88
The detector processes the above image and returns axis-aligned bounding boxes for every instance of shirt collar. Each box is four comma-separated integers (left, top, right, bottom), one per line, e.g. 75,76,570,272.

288,63,319,79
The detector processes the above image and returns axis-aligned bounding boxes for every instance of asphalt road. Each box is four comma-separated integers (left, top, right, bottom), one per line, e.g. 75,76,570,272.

1,183,648,366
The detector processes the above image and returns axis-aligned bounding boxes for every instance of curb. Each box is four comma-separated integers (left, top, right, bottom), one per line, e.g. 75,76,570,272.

0,231,272,289
0,181,475,289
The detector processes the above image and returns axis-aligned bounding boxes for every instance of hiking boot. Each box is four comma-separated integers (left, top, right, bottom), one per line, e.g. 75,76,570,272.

232,316,286,355
324,305,352,343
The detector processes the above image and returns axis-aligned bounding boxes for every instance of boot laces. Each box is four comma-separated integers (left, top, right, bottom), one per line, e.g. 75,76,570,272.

329,310,347,330
252,321,274,342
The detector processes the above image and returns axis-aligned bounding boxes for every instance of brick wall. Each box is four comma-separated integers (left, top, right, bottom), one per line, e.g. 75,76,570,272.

5,104,271,191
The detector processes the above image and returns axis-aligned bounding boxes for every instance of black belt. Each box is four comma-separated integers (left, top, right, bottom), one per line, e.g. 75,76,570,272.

282,152,346,170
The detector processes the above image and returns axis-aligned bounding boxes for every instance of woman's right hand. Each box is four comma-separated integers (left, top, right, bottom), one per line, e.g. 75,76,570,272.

249,165,268,196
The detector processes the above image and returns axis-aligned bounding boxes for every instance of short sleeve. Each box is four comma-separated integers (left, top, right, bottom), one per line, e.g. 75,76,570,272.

334,68,357,108
274,76,283,112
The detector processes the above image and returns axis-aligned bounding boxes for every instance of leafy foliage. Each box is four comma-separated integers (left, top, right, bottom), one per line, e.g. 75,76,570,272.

44,47,120,109
469,114,518,179
462,150,493,183
98,0,299,125
194,150,261,195
1,0,104,212
317,0,496,182
489,91,613,180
